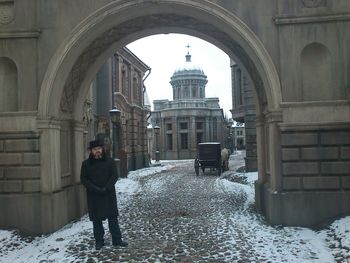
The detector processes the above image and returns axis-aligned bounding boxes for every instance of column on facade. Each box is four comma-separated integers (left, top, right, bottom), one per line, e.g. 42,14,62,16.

127,64,132,100
205,117,210,142
190,116,196,156
129,66,134,103
173,116,178,159
161,117,166,160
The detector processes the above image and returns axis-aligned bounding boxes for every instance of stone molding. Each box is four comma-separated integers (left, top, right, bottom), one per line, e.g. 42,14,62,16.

274,13,350,25
0,112,38,132
265,110,283,124
281,100,350,124
301,0,326,8
279,122,350,132
0,29,40,38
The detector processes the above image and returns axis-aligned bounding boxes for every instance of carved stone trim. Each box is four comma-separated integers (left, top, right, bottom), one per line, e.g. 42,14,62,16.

0,29,41,38
301,0,326,8
0,1,14,25
279,122,350,132
274,13,350,25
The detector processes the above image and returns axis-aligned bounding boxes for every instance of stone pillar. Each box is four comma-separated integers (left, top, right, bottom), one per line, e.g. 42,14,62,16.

72,121,85,183
37,119,61,193
255,114,267,184
255,114,266,213
266,111,283,192
190,116,196,158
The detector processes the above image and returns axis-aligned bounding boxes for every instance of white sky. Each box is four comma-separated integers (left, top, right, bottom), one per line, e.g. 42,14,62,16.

127,33,232,117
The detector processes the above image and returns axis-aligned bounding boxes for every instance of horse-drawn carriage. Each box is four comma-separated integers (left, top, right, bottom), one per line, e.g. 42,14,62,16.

194,142,222,176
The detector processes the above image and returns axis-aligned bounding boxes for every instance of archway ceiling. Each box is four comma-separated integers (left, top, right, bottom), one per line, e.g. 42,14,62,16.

60,13,266,115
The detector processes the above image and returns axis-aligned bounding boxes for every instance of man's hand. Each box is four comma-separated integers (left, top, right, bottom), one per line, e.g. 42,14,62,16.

92,185,107,194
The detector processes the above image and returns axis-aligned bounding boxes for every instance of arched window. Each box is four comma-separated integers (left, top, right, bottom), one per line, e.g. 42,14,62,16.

301,43,335,101
0,57,18,112
133,75,139,103
236,69,243,106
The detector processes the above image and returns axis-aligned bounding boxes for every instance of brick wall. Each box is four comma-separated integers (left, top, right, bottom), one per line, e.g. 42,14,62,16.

281,130,350,191
0,133,40,194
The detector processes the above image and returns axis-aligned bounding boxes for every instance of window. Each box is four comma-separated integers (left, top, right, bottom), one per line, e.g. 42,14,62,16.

167,123,172,131
197,133,203,144
167,134,173,150
196,122,203,130
133,76,139,103
236,69,243,106
180,133,188,149
180,122,188,130
192,86,197,98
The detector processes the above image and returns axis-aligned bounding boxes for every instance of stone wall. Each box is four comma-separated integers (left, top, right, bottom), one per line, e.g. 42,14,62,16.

281,128,350,191
0,132,40,194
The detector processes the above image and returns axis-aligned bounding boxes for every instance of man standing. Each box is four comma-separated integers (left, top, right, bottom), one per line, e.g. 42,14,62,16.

80,139,128,250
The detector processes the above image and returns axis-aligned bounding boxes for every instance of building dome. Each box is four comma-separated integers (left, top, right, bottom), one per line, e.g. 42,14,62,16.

171,51,206,79
170,46,208,100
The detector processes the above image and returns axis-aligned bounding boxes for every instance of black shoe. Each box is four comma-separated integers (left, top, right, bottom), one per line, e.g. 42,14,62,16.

113,240,128,247
95,241,104,250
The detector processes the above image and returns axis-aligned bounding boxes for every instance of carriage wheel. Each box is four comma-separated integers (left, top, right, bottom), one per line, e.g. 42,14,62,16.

194,159,200,176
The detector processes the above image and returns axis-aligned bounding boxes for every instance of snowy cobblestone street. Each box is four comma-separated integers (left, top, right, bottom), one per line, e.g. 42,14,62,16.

1,151,350,262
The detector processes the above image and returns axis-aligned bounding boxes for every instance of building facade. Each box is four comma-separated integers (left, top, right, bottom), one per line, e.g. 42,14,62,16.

230,60,257,172
152,51,225,160
1,0,350,234
83,47,151,177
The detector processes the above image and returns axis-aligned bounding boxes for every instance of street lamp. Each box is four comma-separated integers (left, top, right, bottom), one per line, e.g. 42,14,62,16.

109,106,121,159
227,119,234,153
154,125,161,165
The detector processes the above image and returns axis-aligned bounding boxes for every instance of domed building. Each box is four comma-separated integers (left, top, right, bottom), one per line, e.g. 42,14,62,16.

151,48,225,160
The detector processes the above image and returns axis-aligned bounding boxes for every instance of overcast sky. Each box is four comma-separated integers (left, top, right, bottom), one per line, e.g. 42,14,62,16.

126,33,232,117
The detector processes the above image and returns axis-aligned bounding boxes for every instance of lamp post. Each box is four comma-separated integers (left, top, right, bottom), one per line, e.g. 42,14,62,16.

109,106,121,159
154,125,161,165
228,119,234,154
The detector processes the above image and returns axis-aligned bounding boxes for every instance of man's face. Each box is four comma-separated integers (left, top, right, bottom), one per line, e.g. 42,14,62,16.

91,146,103,159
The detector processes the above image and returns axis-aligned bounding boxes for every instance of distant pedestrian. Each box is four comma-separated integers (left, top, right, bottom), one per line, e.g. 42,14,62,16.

80,139,128,250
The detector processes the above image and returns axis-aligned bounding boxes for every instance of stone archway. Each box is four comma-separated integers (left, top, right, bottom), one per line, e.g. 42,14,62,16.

34,0,282,234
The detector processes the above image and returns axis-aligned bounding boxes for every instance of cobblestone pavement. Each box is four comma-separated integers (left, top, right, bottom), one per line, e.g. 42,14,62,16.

64,154,259,262
2,152,350,262
61,152,331,263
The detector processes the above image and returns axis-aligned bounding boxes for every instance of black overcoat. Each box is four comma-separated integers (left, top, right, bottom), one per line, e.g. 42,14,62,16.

80,153,119,221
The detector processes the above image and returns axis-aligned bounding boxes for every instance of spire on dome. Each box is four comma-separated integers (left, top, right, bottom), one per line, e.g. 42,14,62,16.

185,43,191,62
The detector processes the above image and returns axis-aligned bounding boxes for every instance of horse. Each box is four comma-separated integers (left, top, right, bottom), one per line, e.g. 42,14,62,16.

221,148,230,171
